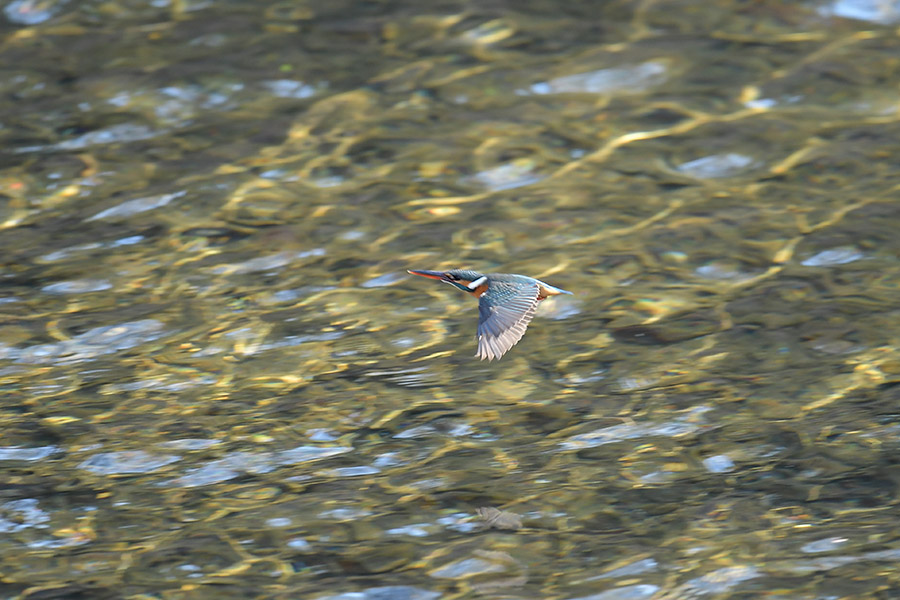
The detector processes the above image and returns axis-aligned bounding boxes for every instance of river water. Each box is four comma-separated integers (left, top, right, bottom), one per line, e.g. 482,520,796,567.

2,0,900,598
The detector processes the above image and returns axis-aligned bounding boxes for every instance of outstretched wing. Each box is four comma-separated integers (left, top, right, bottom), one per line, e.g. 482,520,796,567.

476,280,541,361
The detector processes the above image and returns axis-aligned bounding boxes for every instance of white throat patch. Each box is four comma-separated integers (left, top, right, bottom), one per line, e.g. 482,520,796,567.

466,276,488,290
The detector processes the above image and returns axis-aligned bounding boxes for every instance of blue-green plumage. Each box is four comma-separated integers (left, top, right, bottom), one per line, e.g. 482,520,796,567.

407,268,572,360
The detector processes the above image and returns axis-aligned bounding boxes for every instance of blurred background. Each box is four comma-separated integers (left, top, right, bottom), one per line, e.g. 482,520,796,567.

2,0,900,598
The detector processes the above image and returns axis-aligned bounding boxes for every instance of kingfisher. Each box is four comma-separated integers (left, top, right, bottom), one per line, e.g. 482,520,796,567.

407,269,572,361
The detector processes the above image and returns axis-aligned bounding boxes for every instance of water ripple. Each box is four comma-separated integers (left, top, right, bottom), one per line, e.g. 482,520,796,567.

801,247,864,267
676,153,757,178
212,249,325,274
361,272,407,288
41,279,113,294
166,445,352,488
561,407,712,450
0,499,49,532
1,319,167,364
590,558,659,580
568,585,659,600
527,60,669,95
4,0,68,25
79,451,181,475
263,79,320,99
40,235,144,262
678,566,761,595
818,0,900,23
87,191,186,221
0,445,60,461
16,124,162,153
157,439,222,451
316,586,441,600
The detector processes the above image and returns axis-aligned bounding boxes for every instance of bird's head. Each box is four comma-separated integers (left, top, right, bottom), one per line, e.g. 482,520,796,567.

407,269,487,293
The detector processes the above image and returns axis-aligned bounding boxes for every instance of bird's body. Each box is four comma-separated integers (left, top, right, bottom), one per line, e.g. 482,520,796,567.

407,269,572,361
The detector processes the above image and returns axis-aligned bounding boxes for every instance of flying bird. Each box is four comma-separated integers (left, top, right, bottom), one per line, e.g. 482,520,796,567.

407,269,572,361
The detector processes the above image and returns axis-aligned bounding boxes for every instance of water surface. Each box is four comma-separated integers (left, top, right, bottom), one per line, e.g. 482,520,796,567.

2,0,900,598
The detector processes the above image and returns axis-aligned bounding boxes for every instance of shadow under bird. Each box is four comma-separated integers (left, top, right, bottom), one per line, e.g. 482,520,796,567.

407,269,572,361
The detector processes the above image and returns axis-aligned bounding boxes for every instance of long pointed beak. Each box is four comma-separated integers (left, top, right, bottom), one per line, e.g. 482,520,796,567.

407,269,446,281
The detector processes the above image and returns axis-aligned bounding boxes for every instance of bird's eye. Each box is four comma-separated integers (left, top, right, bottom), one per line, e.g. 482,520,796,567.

446,273,459,281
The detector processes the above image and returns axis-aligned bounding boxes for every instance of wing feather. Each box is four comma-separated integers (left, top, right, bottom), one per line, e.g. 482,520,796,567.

476,280,541,361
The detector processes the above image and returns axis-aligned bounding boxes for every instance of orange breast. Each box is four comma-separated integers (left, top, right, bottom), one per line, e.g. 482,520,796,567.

469,283,489,298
